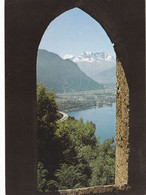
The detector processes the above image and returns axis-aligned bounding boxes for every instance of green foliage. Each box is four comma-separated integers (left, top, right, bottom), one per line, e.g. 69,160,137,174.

37,162,49,192
37,83,115,192
89,138,115,186
55,118,96,148
37,82,58,124
37,162,58,192
54,163,89,189
37,82,64,177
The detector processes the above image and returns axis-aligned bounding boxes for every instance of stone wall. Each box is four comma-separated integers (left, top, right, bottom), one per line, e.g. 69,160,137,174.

115,59,129,186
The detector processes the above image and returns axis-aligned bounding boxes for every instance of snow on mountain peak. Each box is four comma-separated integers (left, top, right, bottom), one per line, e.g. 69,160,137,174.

64,52,115,63
63,54,74,60
63,51,116,84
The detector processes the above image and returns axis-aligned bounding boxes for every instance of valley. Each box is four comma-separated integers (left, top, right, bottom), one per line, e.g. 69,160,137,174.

37,50,103,93
37,49,116,112
56,84,116,112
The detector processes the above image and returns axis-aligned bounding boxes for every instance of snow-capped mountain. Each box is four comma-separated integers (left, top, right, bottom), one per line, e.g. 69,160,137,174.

64,52,116,84
71,52,115,63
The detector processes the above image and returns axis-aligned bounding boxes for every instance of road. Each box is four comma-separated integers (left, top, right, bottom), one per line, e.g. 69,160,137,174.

58,111,68,123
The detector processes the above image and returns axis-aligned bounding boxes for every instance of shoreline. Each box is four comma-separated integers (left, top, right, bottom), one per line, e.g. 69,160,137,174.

63,102,115,113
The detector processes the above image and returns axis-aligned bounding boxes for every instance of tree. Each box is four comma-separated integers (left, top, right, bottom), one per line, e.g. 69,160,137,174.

37,162,58,192
37,82,64,178
37,162,49,192
89,137,115,186
54,163,89,190
37,82,115,191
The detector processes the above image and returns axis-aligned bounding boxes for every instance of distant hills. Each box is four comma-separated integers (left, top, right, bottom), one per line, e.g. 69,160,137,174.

65,52,116,84
95,66,116,84
37,50,104,93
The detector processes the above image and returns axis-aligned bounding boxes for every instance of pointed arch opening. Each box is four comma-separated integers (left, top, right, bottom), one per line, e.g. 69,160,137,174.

36,7,129,193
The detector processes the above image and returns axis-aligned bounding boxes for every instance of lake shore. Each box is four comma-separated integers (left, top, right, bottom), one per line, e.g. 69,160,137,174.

56,87,116,113
67,102,116,143
62,101,115,112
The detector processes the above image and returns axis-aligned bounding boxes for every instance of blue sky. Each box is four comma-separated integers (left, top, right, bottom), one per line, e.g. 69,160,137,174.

39,8,115,58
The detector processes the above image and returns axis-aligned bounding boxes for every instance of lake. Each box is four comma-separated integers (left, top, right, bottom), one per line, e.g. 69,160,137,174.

67,102,116,143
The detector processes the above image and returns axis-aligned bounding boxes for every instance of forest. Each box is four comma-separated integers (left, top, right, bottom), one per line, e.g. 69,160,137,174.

37,82,115,192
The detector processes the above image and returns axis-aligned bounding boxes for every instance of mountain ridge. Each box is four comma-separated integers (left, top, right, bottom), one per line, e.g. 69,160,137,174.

69,51,115,63
64,51,116,84
37,49,104,93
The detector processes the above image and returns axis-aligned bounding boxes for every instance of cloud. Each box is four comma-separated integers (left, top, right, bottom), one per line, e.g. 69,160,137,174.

63,54,74,59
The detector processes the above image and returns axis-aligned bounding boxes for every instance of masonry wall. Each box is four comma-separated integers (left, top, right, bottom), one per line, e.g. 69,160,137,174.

5,0,145,194
115,59,129,186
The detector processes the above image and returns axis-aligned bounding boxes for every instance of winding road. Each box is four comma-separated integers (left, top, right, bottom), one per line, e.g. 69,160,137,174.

58,111,68,123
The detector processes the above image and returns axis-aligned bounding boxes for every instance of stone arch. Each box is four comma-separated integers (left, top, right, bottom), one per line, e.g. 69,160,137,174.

37,5,130,188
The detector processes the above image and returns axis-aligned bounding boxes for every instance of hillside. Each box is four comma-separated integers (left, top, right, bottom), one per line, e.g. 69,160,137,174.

37,50,103,93
66,52,116,84
95,66,116,84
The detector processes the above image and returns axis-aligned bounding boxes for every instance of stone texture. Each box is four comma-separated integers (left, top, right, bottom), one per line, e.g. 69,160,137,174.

58,184,130,195
115,59,130,185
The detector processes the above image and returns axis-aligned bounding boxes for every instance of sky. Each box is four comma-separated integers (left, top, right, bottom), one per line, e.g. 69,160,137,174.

39,8,115,58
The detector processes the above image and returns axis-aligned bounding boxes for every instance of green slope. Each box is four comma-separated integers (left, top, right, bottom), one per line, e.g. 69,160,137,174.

37,49,104,93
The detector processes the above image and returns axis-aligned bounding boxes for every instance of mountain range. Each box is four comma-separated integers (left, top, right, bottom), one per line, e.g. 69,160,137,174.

37,49,104,93
64,52,116,84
